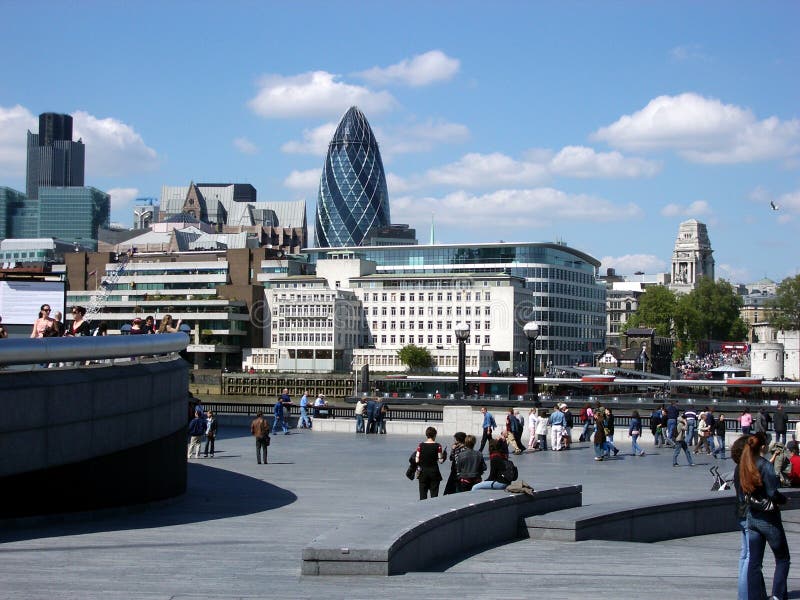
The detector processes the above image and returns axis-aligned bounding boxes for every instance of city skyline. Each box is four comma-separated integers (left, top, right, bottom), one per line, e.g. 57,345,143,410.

0,1,798,283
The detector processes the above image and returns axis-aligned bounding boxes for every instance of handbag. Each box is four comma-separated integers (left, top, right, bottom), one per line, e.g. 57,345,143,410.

744,493,778,513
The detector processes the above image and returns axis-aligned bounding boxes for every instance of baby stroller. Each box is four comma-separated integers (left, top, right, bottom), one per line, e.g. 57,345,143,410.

709,466,734,491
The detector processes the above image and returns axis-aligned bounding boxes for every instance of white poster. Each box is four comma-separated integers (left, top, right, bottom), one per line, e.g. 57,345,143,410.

0,280,66,325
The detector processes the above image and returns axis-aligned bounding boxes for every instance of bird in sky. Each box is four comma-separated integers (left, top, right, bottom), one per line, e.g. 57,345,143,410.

770,201,780,211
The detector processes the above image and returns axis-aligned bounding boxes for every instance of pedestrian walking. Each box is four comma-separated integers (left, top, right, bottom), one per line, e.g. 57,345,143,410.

673,413,695,467
478,407,496,453
629,410,645,456
203,411,217,458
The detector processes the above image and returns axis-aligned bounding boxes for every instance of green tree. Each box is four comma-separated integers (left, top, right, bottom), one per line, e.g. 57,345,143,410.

397,344,433,372
673,277,747,351
765,274,800,331
625,285,677,337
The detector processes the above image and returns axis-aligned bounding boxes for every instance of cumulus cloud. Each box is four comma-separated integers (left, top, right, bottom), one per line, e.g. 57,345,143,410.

281,118,469,158
283,168,320,191
281,122,337,155
391,188,642,229
355,50,460,87
600,254,667,275
72,111,159,176
549,146,661,178
248,71,396,118
414,147,659,189
0,105,158,179
107,187,139,211
593,92,800,164
660,200,712,217
0,104,36,177
233,137,258,154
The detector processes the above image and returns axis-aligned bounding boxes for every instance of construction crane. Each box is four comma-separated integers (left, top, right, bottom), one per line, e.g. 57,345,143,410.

84,249,135,324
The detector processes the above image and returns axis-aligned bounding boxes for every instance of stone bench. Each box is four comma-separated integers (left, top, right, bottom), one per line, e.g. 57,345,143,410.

526,488,800,543
302,484,582,576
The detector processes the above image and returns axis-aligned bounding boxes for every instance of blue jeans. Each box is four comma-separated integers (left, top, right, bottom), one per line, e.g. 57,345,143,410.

631,434,643,455
654,430,665,446
747,510,790,600
712,435,725,458
686,421,696,447
738,519,750,600
356,413,364,433
666,418,677,440
581,421,593,440
272,415,288,434
472,480,507,490
775,431,787,445
672,440,694,465
299,407,311,428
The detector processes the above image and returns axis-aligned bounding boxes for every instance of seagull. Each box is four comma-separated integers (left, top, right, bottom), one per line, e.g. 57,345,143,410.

770,201,780,211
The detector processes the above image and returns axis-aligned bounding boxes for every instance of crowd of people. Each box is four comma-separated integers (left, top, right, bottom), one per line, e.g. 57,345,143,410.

675,350,750,379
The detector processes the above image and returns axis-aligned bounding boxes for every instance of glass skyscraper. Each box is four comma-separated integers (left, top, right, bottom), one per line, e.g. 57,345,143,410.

38,187,110,249
26,113,85,200
315,106,391,248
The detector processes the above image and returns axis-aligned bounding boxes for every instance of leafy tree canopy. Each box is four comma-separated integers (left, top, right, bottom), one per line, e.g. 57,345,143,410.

765,274,800,332
673,277,747,351
625,285,677,337
397,344,433,372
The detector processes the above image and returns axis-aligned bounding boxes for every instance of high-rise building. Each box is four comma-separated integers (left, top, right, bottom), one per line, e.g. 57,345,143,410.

26,113,85,200
315,106,391,248
37,187,110,249
669,219,714,294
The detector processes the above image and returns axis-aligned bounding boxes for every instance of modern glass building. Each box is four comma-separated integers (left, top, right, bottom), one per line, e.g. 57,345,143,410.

37,187,110,249
304,241,607,367
26,113,85,200
0,187,28,238
315,106,391,248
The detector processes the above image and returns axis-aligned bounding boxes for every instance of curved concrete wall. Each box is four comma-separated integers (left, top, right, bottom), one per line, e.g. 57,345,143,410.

751,342,784,380
0,358,189,518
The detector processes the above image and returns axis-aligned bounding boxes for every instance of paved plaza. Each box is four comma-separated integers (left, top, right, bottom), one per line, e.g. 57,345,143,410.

1,425,799,599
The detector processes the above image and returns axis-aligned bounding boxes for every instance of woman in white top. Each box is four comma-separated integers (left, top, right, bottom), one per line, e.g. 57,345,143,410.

527,408,539,450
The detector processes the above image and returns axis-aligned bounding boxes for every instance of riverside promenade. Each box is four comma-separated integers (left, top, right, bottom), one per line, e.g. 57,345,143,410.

1,427,798,599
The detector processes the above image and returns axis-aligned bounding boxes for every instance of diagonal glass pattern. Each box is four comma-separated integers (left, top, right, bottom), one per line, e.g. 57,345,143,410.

315,106,390,247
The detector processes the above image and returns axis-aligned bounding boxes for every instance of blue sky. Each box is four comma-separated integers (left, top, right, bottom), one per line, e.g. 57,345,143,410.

1,1,798,284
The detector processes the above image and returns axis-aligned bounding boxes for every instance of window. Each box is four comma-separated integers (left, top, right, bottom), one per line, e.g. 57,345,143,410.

409,293,415,301
381,307,387,316
484,335,490,344
400,293,405,302
381,293,387,302
400,307,405,316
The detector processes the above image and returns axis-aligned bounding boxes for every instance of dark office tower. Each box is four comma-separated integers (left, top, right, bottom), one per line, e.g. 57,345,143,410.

315,106,390,247
26,112,85,199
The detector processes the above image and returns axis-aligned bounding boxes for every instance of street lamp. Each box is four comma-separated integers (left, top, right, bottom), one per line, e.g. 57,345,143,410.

524,322,540,402
454,322,470,398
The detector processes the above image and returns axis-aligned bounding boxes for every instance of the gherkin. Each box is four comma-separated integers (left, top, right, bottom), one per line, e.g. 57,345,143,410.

315,106,391,247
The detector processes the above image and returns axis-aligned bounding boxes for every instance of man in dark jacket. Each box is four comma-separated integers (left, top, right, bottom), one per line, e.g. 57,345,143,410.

365,397,377,434
455,435,486,491
187,410,205,459
773,405,789,445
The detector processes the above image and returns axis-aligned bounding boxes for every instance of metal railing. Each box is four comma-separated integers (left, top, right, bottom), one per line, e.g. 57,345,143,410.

0,333,189,366
203,402,443,422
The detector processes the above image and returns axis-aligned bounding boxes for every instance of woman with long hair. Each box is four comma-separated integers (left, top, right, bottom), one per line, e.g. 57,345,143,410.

64,306,90,337
415,426,446,500
735,432,790,600
158,314,182,333
30,304,54,338
629,410,644,456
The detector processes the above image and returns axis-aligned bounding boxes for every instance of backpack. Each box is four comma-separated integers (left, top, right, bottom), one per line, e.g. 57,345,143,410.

579,407,587,423
500,458,518,484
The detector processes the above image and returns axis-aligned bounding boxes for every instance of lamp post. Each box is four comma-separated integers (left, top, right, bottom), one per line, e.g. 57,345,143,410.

454,322,470,398
524,322,540,403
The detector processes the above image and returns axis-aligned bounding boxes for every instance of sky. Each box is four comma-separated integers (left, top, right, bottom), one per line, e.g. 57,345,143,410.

1,1,798,284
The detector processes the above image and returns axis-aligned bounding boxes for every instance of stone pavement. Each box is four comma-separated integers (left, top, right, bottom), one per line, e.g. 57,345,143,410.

1,426,799,599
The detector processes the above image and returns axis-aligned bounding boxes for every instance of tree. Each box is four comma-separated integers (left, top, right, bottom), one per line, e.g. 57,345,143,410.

397,344,433,372
673,277,747,352
765,274,800,331
625,285,677,337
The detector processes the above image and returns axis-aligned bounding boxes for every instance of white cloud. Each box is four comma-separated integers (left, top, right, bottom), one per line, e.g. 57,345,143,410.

391,188,642,229
281,118,469,158
0,104,36,177
424,153,549,188
0,106,158,179
233,137,258,154
283,168,320,191
549,146,661,178
281,122,336,155
717,264,751,284
600,254,667,275
248,71,396,118
72,111,159,176
417,147,658,189
669,44,710,62
355,50,460,87
386,172,412,194
107,187,139,212
660,200,712,217
593,92,800,164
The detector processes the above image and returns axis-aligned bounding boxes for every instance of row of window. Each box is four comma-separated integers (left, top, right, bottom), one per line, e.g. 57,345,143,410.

362,291,492,303
371,320,491,331
372,334,491,346
370,305,492,317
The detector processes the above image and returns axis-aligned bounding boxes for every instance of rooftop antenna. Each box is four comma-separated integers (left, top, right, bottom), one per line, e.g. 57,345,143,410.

429,212,435,245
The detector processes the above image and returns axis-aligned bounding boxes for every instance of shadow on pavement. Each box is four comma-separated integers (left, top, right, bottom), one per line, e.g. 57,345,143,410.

0,462,297,543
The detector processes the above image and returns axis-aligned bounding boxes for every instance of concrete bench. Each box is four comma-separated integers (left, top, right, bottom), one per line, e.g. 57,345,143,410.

302,484,582,576
527,488,800,543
